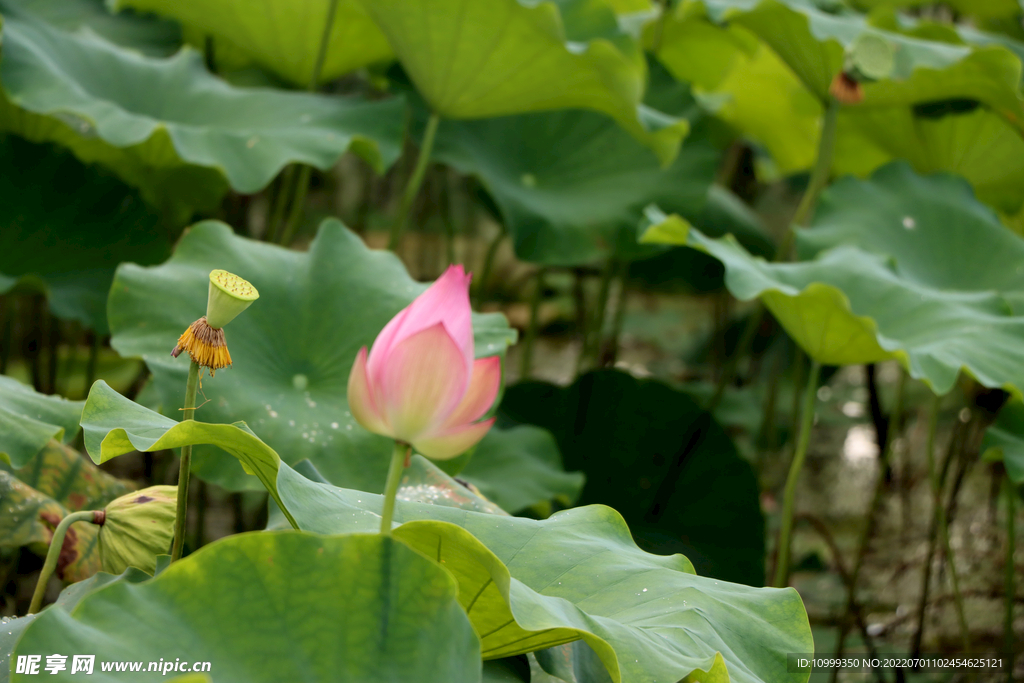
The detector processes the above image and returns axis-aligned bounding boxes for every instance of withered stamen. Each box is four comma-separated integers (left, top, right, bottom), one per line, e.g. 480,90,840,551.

170,316,232,376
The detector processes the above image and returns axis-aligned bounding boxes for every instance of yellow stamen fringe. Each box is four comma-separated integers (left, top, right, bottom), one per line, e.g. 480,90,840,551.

171,317,231,376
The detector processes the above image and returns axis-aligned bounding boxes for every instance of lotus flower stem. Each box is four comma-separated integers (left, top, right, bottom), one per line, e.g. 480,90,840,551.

1004,472,1016,680
928,395,970,653
521,267,546,379
272,0,338,246
28,510,101,614
388,112,441,252
279,165,314,246
380,441,410,534
781,96,839,259
170,360,200,562
474,227,506,305
773,359,820,588
831,368,905,670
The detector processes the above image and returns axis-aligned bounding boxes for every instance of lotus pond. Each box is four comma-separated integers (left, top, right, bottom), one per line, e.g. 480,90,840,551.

0,0,1022,681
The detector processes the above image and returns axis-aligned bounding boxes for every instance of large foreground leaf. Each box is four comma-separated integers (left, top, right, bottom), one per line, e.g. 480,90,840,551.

355,0,687,165
0,376,83,468
431,105,718,265
0,11,404,218
0,136,167,333
500,369,765,585
278,461,812,683
12,533,482,683
111,0,391,86
652,163,1024,395
108,220,515,491
0,567,152,683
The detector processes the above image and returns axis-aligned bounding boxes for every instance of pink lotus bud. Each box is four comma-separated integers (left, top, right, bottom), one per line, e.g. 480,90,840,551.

347,265,501,460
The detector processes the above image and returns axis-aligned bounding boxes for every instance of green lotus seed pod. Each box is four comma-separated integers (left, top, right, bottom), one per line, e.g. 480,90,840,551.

97,486,176,575
206,269,259,329
846,33,895,83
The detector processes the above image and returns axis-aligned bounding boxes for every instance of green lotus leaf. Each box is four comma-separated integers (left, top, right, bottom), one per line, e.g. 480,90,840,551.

0,438,130,583
834,103,1024,213
653,13,820,175
0,10,405,219
695,0,1024,121
277,460,812,683
353,0,687,165
0,376,84,468
499,369,765,585
673,163,1024,396
12,532,482,683
982,400,1024,483
851,0,1022,20
7,0,181,55
80,380,293,525
655,3,1024,211
459,426,584,514
396,455,510,515
0,566,152,683
107,220,515,492
0,137,168,333
110,0,391,86
429,103,718,266
0,472,102,582
8,439,132,511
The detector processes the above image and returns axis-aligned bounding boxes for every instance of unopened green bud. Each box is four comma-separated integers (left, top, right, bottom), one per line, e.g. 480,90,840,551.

206,269,259,329
98,486,176,575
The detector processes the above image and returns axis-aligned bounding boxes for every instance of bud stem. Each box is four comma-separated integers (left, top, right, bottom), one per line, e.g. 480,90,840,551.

380,441,411,535
28,510,100,614
171,360,200,562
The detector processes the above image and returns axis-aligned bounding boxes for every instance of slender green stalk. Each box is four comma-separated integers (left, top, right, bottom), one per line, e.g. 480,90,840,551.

582,258,617,372
831,368,905,675
272,0,338,246
29,510,99,614
603,264,630,367
774,359,821,588
380,441,410,535
1005,473,1016,681
278,165,313,246
265,165,296,243
930,395,970,653
474,228,506,305
170,360,200,562
780,97,839,259
388,113,441,252
706,96,836,409
520,267,546,379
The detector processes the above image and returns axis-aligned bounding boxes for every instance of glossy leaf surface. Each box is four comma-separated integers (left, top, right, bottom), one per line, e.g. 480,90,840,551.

278,461,812,683
0,376,84,468
12,533,482,683
652,163,1024,395
355,0,687,164
0,11,404,218
111,0,392,85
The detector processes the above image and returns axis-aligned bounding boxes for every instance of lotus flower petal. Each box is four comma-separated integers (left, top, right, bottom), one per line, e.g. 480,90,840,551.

439,356,501,430
413,418,496,460
379,322,469,441
346,346,390,437
367,265,473,383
